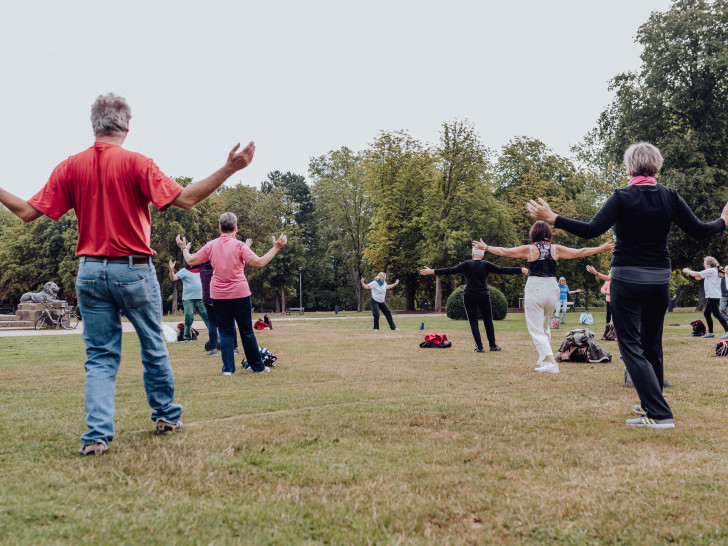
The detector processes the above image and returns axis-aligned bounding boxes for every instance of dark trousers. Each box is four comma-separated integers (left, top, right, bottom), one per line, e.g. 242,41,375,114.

371,298,396,330
703,298,728,333
606,301,612,324
610,279,672,420
212,297,263,373
463,292,496,349
205,303,237,350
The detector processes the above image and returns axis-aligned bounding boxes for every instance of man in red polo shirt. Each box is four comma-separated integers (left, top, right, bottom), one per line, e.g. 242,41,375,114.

0,93,256,455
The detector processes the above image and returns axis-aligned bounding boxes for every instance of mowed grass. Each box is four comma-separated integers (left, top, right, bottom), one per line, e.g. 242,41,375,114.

1,309,727,544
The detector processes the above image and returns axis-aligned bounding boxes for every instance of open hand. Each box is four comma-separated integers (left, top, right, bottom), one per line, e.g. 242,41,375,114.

420,268,435,276
472,238,487,251
273,234,287,248
526,198,557,223
175,234,187,249
601,241,615,252
522,268,528,275
586,265,597,275
226,141,256,172
169,259,176,269
244,238,253,247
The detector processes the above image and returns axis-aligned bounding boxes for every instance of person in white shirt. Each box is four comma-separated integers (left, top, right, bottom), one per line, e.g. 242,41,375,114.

360,273,400,330
683,256,728,339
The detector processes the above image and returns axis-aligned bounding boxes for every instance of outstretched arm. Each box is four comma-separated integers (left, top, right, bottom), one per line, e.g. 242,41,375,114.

472,239,533,259
168,259,180,281
0,188,44,222
682,268,703,281
586,265,611,281
553,242,613,260
247,235,287,268
170,142,256,210
528,196,619,239
386,279,399,290
361,278,371,290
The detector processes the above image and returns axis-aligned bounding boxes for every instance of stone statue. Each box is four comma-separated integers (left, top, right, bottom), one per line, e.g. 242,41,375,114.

19,281,63,303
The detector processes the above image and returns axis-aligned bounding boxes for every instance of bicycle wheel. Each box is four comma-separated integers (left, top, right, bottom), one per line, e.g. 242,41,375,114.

61,312,79,330
35,314,51,330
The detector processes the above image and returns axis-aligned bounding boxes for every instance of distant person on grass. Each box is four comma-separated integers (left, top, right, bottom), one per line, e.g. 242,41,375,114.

528,142,728,430
0,92,256,455
361,273,400,331
682,257,728,339
168,258,211,342
473,222,613,374
555,277,581,324
420,248,527,353
180,213,286,375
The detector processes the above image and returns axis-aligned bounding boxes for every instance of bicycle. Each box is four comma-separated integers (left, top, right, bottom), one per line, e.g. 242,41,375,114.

35,302,80,330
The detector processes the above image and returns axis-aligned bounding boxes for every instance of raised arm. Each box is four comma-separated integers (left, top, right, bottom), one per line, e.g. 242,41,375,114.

386,279,399,290
361,278,371,290
553,241,614,260
586,265,611,282
672,193,727,239
682,267,703,281
247,235,287,268
528,196,619,239
472,239,533,259
0,188,44,222
170,142,256,210
168,259,180,281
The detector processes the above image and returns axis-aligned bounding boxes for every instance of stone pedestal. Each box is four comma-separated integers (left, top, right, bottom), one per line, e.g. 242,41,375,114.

0,302,68,329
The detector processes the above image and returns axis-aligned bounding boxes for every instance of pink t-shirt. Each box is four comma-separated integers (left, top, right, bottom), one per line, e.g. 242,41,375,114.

194,233,258,299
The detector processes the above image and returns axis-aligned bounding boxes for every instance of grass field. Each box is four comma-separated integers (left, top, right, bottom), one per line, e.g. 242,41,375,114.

1,309,727,544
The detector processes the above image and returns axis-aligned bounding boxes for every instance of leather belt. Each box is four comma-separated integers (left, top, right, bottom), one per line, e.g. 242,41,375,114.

83,256,151,266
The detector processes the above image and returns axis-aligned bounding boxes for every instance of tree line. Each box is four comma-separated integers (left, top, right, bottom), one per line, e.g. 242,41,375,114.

0,1,724,313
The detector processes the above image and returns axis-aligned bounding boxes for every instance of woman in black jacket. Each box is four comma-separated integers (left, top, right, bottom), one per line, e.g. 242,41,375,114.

528,142,728,429
421,247,526,353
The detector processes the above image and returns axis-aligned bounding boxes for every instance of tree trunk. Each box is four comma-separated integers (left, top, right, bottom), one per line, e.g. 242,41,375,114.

584,286,589,310
275,293,281,313
673,285,684,307
696,280,706,312
281,286,286,312
351,266,363,312
404,272,417,311
171,281,178,315
434,276,442,312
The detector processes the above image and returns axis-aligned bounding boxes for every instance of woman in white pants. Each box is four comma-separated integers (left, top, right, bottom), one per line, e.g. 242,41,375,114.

473,221,613,373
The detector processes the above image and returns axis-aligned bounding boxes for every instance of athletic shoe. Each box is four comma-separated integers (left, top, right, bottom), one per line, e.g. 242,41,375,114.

391,327,400,331
205,349,218,356
222,371,232,376
535,362,559,374
489,345,502,352
721,332,728,339
78,441,108,456
234,348,241,354
155,419,183,435
663,379,672,388
702,333,715,338
473,347,485,353
633,404,647,416
373,328,379,331
253,366,271,373
625,416,675,429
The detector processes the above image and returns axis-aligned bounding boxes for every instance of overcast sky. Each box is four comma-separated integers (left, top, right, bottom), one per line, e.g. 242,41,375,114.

0,0,672,200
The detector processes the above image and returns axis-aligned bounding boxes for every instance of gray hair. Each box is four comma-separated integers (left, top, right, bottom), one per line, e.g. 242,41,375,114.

90,93,131,137
219,212,238,233
623,142,663,177
472,248,485,258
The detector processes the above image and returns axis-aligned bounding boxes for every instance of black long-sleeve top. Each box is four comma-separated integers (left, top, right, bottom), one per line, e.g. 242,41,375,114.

554,184,725,269
434,260,522,296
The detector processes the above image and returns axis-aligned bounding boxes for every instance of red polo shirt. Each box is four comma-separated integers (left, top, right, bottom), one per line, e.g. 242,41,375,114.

28,142,183,257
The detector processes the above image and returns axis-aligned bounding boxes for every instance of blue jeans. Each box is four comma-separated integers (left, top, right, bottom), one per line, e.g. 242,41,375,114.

182,298,210,340
76,257,182,446
554,298,568,323
212,297,264,373
204,302,237,351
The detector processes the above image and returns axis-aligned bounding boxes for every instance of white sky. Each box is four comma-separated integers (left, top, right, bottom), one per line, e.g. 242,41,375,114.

0,0,672,200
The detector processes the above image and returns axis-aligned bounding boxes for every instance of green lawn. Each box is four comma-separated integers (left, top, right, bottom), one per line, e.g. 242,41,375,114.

1,308,727,544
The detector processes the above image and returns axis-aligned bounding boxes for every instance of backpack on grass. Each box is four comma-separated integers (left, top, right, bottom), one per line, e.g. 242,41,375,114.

691,319,706,337
176,323,199,342
602,323,617,341
420,332,452,348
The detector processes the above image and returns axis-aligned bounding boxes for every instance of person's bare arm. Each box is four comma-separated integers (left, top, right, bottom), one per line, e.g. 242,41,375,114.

682,268,703,280
553,242,614,260
420,268,434,276
170,142,255,210
177,235,202,267
247,235,287,268
472,239,533,258
386,279,399,289
586,265,611,281
0,188,44,222
361,278,371,290
168,259,179,281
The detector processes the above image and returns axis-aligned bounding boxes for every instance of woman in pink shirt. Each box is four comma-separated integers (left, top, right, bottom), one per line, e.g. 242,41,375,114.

180,212,287,374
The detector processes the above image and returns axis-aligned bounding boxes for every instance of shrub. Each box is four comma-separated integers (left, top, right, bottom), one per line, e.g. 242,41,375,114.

446,285,508,321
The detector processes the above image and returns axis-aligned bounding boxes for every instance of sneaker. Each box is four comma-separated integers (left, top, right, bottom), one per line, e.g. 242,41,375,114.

205,349,218,356
392,327,400,331
373,328,379,331
625,416,675,429
663,379,672,388
535,362,559,374
234,348,241,354
721,332,728,339
155,419,183,435
473,347,485,353
253,366,271,373
78,441,108,456
489,345,502,352
702,333,715,338
222,371,232,376
633,404,647,416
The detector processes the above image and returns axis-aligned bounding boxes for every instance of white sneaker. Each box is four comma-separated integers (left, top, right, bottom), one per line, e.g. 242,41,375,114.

222,371,232,376
253,366,271,373
535,362,559,374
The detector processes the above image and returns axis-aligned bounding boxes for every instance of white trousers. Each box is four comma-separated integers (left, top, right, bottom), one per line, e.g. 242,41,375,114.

524,276,560,361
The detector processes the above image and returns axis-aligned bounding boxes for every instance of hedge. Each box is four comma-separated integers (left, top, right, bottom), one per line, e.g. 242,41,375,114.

445,285,508,321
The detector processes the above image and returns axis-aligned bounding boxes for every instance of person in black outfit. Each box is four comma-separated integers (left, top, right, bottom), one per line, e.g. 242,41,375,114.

528,142,728,429
420,248,527,352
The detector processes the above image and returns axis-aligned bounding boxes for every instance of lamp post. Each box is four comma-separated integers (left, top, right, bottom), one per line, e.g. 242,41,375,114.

297,265,303,313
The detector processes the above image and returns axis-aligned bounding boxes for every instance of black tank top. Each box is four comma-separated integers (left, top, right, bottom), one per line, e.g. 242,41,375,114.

527,242,556,278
